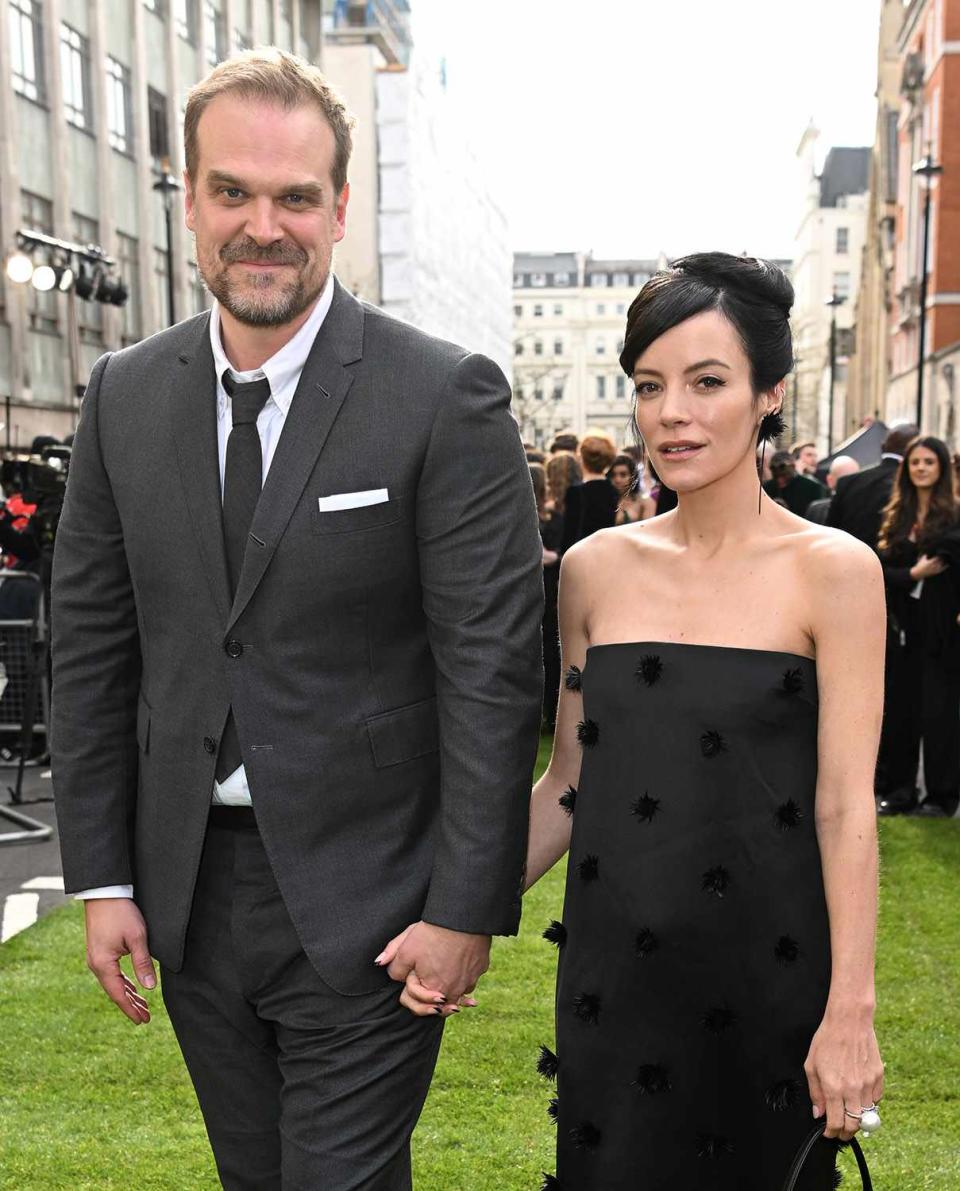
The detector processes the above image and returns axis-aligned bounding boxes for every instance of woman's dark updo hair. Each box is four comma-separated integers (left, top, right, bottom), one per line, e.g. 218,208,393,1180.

619,253,794,396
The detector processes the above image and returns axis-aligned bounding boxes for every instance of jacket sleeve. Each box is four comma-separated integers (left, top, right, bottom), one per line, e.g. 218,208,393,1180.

51,353,143,893
416,353,544,936
826,477,847,530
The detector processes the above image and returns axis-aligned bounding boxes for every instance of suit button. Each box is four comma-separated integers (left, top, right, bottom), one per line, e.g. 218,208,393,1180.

225,640,243,658
203,737,217,754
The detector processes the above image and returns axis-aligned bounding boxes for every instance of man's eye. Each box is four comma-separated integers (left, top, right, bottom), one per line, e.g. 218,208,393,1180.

285,194,304,204
221,188,243,199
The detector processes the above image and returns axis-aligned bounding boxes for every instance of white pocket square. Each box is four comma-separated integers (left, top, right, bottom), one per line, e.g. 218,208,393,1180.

317,488,389,512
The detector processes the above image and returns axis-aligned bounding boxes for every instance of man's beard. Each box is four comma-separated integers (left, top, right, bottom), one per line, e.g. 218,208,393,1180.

199,237,328,327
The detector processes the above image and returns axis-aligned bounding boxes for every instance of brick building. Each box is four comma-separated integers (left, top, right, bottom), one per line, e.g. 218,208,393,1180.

885,0,960,438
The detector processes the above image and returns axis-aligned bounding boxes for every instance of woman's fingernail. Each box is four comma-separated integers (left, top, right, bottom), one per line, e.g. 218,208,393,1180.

434,1007,443,1015
812,1106,822,1119
434,996,446,1005
373,953,385,965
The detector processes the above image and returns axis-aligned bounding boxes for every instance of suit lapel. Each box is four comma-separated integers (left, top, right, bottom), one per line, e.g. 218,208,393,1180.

225,279,365,633
169,313,233,627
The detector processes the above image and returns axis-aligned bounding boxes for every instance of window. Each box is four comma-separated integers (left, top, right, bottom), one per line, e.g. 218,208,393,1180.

73,212,103,344
596,303,606,315
117,232,141,344
60,24,92,130
595,336,606,355
553,303,563,316
613,272,630,286
552,384,563,402
590,273,608,287
530,273,547,287
174,0,198,42
533,303,543,317
21,190,57,332
554,271,570,286
513,304,522,318
616,303,626,315
9,0,45,103
616,338,624,353
203,1,225,64
514,341,524,356
154,246,171,326
596,375,606,399
513,272,524,287
633,272,649,286
833,272,851,300
616,375,626,399
534,340,543,356
534,386,544,401
148,87,169,165
553,339,563,355
106,56,133,153
836,227,849,254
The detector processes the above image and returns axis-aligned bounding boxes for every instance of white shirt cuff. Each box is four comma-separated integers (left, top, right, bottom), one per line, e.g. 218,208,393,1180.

74,885,135,900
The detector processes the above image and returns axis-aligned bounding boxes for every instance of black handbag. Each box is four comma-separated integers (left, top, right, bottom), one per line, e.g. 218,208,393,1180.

781,1120,873,1191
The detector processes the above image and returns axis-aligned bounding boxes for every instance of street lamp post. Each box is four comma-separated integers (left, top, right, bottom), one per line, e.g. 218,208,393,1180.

912,152,944,431
825,293,846,454
152,166,182,328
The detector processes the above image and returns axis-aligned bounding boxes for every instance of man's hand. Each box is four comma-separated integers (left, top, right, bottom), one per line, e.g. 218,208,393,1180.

376,921,489,1018
84,899,156,1024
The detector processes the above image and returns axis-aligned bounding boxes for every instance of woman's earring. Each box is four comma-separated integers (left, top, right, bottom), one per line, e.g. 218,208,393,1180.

757,407,786,514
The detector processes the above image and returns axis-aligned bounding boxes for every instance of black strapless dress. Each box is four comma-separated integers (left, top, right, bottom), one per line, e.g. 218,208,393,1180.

543,643,837,1190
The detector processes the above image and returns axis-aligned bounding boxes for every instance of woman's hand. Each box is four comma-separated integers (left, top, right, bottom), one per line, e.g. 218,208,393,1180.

374,922,480,1018
803,1007,884,1140
910,554,947,581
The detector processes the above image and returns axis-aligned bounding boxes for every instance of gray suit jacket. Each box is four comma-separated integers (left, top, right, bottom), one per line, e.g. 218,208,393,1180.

52,280,544,994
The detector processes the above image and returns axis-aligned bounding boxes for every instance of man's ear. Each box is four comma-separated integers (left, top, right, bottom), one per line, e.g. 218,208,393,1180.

183,169,196,232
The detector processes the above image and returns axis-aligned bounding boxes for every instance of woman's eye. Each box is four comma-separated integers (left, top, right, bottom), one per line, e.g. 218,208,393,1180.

636,382,659,396
699,375,724,389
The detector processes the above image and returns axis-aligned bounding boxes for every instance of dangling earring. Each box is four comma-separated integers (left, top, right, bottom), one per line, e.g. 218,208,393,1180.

757,404,786,514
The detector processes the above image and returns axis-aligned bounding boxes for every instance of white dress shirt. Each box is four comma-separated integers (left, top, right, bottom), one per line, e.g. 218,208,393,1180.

76,274,335,901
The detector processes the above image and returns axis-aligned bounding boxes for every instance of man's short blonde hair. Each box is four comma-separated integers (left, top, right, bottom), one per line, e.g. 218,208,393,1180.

184,48,355,194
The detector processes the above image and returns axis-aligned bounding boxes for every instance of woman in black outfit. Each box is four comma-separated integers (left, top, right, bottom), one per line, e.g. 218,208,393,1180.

525,253,885,1189
876,435,960,817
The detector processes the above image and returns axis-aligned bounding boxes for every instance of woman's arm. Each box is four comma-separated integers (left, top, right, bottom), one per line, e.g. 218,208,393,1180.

525,546,591,890
802,533,886,1141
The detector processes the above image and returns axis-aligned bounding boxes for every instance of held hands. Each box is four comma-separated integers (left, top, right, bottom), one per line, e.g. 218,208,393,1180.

375,921,490,1018
803,1005,884,1141
911,554,948,581
84,899,157,1025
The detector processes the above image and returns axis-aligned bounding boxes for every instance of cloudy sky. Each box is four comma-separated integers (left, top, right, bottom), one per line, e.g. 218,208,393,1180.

412,0,886,260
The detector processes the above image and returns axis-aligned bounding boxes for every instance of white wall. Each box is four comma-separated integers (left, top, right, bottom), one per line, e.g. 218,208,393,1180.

376,53,512,378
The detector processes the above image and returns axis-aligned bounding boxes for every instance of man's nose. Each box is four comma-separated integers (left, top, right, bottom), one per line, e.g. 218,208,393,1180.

245,199,283,245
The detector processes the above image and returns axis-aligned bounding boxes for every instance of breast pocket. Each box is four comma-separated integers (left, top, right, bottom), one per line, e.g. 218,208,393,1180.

312,497,403,536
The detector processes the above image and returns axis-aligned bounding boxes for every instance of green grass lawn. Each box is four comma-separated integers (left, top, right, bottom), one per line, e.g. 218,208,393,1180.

1,735,958,1190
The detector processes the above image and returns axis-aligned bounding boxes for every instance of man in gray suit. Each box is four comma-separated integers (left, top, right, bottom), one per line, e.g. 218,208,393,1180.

52,50,543,1190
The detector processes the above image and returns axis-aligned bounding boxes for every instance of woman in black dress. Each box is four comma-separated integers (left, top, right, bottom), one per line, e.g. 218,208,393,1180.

525,254,886,1190
876,434,960,816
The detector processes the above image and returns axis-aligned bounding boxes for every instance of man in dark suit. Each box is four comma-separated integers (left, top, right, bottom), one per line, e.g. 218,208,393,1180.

826,422,918,813
51,50,543,1190
826,423,918,545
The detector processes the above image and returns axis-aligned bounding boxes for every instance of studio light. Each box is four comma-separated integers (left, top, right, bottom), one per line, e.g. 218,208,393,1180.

73,263,97,299
5,252,34,284
31,263,57,292
56,264,75,292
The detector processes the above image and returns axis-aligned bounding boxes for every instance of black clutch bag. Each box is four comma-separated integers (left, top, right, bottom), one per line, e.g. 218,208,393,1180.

781,1120,873,1191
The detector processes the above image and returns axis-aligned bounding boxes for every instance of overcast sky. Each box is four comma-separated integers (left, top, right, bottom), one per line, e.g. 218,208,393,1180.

412,0,885,260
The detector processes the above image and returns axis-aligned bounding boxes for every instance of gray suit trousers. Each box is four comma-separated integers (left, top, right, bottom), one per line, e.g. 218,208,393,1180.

161,812,444,1190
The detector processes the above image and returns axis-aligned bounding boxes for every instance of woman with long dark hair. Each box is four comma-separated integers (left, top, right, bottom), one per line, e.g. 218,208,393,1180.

608,453,656,525
524,253,885,1188
876,435,960,817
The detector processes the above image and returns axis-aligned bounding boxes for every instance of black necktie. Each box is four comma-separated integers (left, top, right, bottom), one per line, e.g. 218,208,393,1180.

215,372,271,783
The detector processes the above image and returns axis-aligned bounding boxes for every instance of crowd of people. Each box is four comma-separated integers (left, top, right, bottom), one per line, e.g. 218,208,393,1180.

526,420,960,818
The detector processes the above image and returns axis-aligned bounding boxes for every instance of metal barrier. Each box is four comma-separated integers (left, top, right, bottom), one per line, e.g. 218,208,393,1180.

0,569,52,844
